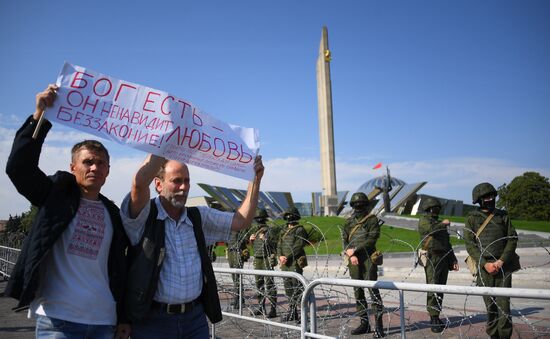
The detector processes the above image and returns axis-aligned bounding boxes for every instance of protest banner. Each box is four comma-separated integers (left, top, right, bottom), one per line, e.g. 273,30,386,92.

44,62,260,180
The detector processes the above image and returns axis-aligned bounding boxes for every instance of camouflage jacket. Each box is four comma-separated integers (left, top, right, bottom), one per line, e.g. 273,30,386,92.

418,215,457,262
227,228,249,251
277,224,307,260
464,209,518,268
251,224,278,258
342,213,380,257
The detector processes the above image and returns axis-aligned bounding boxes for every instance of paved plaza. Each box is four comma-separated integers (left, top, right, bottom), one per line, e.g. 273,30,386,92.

2,245,549,338
2,216,549,338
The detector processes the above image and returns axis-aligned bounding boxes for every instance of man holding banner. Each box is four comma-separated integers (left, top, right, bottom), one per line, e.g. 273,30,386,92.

121,153,264,338
5,85,131,339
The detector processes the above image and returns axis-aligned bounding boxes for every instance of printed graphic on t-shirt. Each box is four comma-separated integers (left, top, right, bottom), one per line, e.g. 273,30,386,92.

67,200,106,259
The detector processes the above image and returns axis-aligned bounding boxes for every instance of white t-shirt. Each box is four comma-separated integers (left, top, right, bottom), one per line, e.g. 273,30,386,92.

29,198,116,325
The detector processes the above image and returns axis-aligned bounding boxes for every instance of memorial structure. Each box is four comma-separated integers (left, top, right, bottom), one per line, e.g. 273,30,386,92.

316,26,339,216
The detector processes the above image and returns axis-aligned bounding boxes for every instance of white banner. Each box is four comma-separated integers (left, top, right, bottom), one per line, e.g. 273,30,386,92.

45,63,260,180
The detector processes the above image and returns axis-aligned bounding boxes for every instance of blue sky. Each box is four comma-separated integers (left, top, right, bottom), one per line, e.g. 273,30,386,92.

1,0,549,219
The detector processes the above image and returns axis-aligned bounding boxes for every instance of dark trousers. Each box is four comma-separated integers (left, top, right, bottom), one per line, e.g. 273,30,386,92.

254,257,277,305
132,303,209,339
348,257,384,317
478,269,513,338
228,251,244,297
423,253,450,316
281,263,303,309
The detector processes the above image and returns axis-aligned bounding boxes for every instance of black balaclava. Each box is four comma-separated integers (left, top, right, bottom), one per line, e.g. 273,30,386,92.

480,195,496,212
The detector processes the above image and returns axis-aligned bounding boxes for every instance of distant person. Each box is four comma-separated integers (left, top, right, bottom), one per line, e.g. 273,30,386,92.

342,192,386,337
121,154,264,338
207,244,217,263
277,207,308,323
226,227,250,309
5,84,131,339
249,209,278,318
417,197,459,333
465,183,520,339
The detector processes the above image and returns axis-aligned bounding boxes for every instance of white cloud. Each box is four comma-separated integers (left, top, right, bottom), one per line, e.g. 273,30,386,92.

387,158,550,203
1,126,548,219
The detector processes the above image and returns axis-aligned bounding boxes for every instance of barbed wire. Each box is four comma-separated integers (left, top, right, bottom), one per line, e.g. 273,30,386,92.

213,219,550,338
1,220,549,338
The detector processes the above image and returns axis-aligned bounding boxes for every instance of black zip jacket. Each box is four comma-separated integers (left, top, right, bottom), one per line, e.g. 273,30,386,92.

4,116,130,323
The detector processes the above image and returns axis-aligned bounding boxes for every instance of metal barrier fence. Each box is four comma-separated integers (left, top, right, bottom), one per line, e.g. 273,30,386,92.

214,266,550,339
0,245,20,279
213,267,317,338
2,248,549,338
301,278,550,339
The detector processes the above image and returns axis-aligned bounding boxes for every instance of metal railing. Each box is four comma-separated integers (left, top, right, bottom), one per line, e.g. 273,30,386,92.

0,245,20,279
2,247,549,338
213,267,316,338
301,278,550,339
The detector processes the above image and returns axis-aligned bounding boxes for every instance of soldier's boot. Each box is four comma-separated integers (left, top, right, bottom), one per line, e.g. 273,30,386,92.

282,306,298,322
373,314,386,338
430,315,444,333
293,307,301,324
267,302,277,318
350,317,371,335
251,299,265,316
231,296,239,309
231,295,244,309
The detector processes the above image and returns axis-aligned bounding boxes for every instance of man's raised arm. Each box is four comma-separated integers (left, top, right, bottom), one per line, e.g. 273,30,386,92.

129,154,165,218
231,155,264,231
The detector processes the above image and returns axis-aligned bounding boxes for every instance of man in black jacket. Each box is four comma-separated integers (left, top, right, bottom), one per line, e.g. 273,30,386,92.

5,84,130,339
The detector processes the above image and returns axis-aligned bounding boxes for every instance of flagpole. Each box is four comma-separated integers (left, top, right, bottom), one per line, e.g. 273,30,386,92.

32,109,46,139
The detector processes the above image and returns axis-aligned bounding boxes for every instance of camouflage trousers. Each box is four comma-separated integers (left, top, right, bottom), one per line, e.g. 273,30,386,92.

280,263,303,309
348,257,384,317
423,253,451,316
228,250,244,295
478,268,513,338
253,257,277,305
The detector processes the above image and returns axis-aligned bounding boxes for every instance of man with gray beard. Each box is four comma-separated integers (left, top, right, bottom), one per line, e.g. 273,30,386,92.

121,154,264,339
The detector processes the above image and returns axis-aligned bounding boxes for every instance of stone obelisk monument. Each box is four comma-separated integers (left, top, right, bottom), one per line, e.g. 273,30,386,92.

316,26,338,216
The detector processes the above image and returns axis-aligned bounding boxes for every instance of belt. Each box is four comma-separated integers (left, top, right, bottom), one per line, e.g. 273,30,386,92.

151,298,201,314
228,248,241,252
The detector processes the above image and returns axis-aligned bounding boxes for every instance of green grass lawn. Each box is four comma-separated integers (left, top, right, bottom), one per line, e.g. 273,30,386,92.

403,214,550,232
215,216,465,257
301,216,464,255
214,212,547,258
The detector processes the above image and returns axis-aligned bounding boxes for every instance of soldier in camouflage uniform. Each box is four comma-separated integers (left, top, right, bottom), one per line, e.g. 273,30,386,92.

278,207,308,323
206,244,217,263
249,209,278,318
342,192,386,337
465,183,520,339
417,197,459,333
227,228,250,309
